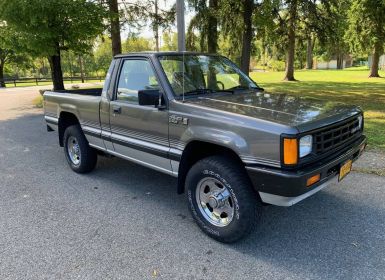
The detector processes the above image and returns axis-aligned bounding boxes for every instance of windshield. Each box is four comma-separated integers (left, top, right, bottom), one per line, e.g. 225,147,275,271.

158,54,259,97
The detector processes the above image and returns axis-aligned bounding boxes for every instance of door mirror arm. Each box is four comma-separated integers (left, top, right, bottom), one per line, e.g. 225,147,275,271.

138,89,167,110
157,89,167,110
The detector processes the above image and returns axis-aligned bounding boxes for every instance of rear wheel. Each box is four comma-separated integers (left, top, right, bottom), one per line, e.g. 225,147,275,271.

63,124,97,173
186,156,262,243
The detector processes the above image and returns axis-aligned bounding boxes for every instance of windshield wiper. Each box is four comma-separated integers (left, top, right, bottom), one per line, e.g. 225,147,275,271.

183,88,214,96
183,86,262,97
228,85,264,92
212,89,236,94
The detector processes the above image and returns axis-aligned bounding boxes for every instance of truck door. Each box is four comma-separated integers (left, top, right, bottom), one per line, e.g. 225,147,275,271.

108,57,172,174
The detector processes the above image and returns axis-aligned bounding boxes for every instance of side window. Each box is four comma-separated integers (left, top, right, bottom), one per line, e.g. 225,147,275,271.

116,59,159,104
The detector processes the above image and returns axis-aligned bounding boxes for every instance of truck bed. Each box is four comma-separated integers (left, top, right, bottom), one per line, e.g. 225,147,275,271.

43,89,102,132
53,88,103,96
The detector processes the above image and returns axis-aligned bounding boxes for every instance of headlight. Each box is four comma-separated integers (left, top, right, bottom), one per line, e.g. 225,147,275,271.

299,135,313,158
357,115,363,129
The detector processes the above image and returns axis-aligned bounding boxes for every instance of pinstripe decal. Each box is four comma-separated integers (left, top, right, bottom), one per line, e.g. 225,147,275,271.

240,155,281,167
83,129,182,161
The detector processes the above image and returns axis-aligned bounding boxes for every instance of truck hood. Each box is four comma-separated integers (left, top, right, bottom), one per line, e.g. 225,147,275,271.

186,91,362,132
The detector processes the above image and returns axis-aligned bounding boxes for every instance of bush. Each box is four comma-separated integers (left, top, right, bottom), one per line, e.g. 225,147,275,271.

267,60,286,71
33,95,43,108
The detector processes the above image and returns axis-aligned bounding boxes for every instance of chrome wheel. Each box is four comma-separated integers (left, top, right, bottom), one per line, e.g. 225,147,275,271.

67,136,81,165
195,177,234,227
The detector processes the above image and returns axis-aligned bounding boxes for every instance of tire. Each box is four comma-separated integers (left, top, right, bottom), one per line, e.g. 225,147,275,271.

186,155,262,243
63,124,97,173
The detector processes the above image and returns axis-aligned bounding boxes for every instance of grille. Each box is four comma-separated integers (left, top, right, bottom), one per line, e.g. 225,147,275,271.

314,116,361,154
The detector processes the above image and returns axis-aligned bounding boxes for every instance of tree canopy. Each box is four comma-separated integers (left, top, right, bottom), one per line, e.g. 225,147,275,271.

346,0,385,77
0,0,106,89
1,0,384,87
0,24,28,86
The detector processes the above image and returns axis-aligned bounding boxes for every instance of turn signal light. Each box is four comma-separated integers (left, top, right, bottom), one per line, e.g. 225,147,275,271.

283,138,298,165
306,174,320,187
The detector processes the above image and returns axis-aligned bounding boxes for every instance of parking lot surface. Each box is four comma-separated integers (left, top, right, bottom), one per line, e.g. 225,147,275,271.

0,86,384,279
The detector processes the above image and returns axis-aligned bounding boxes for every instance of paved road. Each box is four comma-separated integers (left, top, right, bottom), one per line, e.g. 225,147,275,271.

0,86,384,280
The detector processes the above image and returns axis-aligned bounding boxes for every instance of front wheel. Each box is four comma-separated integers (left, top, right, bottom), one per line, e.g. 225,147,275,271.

63,124,97,173
186,156,262,243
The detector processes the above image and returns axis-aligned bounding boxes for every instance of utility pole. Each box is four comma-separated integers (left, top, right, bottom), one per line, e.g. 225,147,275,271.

176,0,185,51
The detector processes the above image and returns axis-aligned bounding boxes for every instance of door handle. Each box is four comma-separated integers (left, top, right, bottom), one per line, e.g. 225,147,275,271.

113,106,121,114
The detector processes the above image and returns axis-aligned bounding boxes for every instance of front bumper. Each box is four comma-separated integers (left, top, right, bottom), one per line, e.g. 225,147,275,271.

246,135,367,206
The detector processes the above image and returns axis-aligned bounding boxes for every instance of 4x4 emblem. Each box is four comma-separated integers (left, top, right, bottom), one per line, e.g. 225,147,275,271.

169,115,189,125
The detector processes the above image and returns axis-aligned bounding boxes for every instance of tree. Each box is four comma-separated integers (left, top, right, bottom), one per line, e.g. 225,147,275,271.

147,0,175,52
219,0,247,65
108,0,122,56
122,36,154,52
187,0,216,53
240,0,255,73
0,24,28,87
118,1,174,53
94,37,114,74
283,0,298,80
0,0,105,90
311,0,350,70
268,0,334,80
161,31,178,51
346,0,385,77
207,0,218,53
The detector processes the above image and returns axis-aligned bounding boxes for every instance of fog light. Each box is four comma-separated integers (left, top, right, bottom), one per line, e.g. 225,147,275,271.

306,174,320,187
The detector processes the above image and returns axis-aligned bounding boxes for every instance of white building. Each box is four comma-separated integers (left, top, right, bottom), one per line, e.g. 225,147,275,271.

368,55,385,70
312,55,353,70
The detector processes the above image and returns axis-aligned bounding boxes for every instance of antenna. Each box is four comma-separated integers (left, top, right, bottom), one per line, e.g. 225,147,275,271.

182,52,185,102
176,0,186,102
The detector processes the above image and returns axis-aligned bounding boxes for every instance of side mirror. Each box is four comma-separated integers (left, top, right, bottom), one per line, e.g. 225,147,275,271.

138,89,160,106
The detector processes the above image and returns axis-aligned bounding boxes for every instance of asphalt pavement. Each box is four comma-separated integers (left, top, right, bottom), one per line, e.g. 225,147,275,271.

0,86,384,280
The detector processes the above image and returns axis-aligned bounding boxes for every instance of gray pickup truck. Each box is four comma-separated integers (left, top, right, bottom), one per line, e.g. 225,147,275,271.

44,52,366,242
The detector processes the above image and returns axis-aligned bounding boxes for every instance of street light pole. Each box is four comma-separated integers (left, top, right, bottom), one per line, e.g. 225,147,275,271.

176,0,185,51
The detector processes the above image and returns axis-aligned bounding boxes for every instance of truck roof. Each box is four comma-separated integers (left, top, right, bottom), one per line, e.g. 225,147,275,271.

114,51,220,58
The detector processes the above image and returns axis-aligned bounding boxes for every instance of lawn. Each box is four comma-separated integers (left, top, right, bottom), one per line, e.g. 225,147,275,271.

249,66,385,151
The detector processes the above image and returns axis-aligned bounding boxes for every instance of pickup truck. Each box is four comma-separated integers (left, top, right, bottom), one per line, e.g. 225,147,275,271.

44,52,366,243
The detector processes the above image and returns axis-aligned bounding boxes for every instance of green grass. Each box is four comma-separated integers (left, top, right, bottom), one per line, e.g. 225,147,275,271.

249,66,385,151
32,95,44,108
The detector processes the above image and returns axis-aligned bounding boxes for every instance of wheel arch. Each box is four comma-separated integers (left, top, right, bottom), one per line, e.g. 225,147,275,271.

58,111,80,147
177,140,246,194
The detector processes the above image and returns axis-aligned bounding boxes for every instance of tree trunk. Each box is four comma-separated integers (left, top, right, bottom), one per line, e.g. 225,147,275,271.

240,0,253,74
199,35,205,53
207,0,218,53
109,0,122,56
78,56,85,83
369,42,382,78
336,53,344,70
306,36,313,70
48,51,64,91
284,0,297,81
0,61,5,88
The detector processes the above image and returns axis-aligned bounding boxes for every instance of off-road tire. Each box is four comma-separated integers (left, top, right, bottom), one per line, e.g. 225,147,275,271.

186,155,262,243
63,124,97,173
